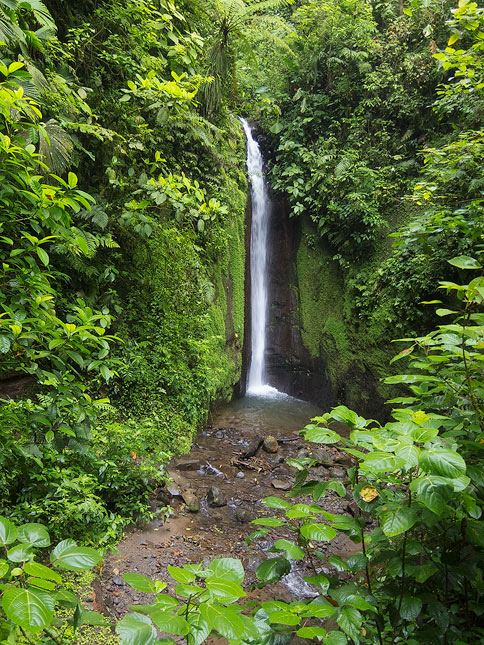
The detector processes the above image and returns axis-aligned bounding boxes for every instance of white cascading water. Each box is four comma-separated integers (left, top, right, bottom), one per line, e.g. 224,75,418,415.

241,118,281,397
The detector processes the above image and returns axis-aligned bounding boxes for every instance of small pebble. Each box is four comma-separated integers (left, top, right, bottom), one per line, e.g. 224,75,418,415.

236,471,245,479
140,541,148,546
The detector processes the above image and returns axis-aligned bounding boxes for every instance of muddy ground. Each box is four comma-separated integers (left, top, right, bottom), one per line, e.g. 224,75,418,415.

95,398,358,635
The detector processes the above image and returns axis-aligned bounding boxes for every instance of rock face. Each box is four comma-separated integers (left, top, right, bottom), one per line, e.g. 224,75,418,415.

262,436,279,453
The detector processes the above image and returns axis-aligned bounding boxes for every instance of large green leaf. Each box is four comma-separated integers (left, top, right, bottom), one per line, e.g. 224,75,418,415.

297,626,327,640
24,561,61,584
166,566,195,583
273,539,305,560
381,506,418,537
208,558,244,583
337,606,362,642
187,612,210,645
267,610,300,626
205,578,246,603
255,557,291,582
116,612,157,645
7,543,33,563
17,523,50,547
304,427,341,444
0,517,18,546
399,595,422,621
300,523,337,542
151,610,189,636
122,573,156,593
410,476,453,515
199,603,245,640
262,496,292,510
360,452,404,472
2,587,54,631
448,255,482,269
51,542,101,570
419,447,466,478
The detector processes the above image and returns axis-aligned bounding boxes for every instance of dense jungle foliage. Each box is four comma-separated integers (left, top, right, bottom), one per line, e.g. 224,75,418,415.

0,0,483,642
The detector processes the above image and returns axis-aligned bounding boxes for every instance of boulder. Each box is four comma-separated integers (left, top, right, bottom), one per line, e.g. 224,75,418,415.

263,436,279,453
182,489,199,512
207,486,227,507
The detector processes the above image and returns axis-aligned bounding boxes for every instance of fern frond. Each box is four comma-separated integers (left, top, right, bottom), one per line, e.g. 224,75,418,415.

334,158,353,178
244,0,294,15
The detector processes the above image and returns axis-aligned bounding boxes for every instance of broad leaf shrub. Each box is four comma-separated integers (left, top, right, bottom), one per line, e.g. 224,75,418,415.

117,262,484,644
0,73,161,542
0,516,104,642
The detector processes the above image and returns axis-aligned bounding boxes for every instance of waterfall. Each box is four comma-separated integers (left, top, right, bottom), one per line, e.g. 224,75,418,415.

241,118,280,397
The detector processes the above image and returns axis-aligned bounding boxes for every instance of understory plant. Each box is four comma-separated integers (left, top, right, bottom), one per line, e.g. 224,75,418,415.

114,261,484,644
0,516,104,642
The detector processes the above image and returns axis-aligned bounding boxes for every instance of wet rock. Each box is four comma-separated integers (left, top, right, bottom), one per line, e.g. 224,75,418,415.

236,507,256,523
207,486,227,507
297,448,310,459
176,460,201,472
329,466,346,479
140,541,148,546
167,483,181,497
215,430,224,439
182,489,199,512
243,436,262,458
271,479,291,491
236,471,245,479
263,436,279,453
112,576,126,587
154,489,171,505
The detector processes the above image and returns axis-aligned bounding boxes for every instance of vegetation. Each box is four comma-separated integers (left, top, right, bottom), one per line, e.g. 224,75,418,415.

0,0,483,642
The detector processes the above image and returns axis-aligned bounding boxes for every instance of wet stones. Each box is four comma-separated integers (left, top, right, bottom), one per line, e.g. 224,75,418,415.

271,479,291,491
263,436,279,453
235,507,256,523
207,486,227,507
176,460,201,471
181,489,199,512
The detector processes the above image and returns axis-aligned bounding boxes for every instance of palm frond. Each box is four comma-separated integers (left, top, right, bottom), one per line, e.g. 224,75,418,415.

38,119,74,174
21,0,56,31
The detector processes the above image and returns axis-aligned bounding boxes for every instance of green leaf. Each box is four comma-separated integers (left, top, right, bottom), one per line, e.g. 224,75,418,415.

337,606,362,642
262,496,292,509
208,558,244,583
297,626,327,640
448,255,482,269
80,611,109,626
54,590,78,608
420,447,466,478
24,561,61,584
116,612,157,645
410,476,453,515
17,523,50,547
268,610,301,626
187,612,210,645
166,566,195,583
255,557,291,582
300,523,337,541
205,578,246,602
37,247,49,266
399,596,422,621
273,539,305,560
2,587,54,631
303,572,330,593
0,517,18,545
381,506,418,537
67,172,78,188
200,603,245,640
151,610,189,636
251,517,285,527
51,542,101,570
396,445,420,470
360,452,403,472
7,543,33,563
0,560,9,578
324,630,348,644
0,335,11,353
304,427,341,444
122,573,156,593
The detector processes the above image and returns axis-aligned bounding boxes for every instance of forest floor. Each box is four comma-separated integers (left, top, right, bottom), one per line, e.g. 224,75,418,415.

91,397,357,641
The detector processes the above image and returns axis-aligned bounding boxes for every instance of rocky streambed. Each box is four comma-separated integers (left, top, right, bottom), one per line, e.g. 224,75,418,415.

97,393,357,623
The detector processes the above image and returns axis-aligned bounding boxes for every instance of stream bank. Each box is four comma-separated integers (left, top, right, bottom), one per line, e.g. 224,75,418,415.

98,393,357,628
